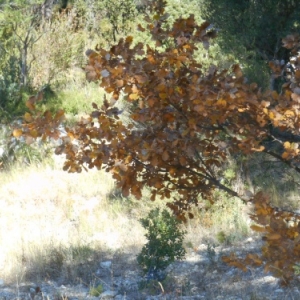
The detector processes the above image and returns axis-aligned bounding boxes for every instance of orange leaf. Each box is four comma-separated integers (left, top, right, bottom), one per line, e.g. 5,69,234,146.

132,185,142,199
150,191,156,201
179,156,187,166
126,36,133,44
134,75,147,83
154,180,164,189
250,225,267,233
194,105,205,112
284,110,295,117
129,93,139,100
24,112,33,122
266,233,281,240
282,152,290,159
232,64,243,78
122,185,130,197
229,261,247,272
159,93,168,100
216,99,226,106
148,98,156,107
54,109,65,121
162,150,169,161
13,129,23,138
30,129,38,138
26,99,35,110
268,111,275,120
115,79,124,87
137,24,145,32
151,156,159,166
169,167,176,176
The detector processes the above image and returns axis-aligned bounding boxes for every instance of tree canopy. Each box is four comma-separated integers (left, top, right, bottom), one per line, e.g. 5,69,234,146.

13,0,300,285
201,0,300,89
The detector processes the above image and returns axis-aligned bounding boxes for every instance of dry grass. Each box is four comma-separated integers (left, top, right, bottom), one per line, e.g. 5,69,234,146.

0,154,252,286
0,158,144,283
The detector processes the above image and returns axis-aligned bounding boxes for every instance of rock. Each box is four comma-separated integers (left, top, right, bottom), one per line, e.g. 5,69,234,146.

95,269,101,276
197,244,207,251
293,287,300,293
100,261,112,269
99,290,118,299
245,237,253,243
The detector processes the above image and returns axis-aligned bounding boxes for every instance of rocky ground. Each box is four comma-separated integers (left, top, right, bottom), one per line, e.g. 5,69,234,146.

0,238,299,300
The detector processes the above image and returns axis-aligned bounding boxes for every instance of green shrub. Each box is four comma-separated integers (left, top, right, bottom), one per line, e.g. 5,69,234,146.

137,208,186,278
216,231,227,244
0,124,53,168
89,284,103,297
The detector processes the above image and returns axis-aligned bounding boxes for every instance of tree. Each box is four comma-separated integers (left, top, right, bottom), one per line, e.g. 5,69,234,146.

96,0,137,43
0,0,44,118
201,0,300,90
15,0,300,285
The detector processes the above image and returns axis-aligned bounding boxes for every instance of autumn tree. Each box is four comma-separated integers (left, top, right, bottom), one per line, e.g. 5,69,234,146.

16,0,300,285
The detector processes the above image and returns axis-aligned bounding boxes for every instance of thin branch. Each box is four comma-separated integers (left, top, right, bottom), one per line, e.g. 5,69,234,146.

263,148,300,174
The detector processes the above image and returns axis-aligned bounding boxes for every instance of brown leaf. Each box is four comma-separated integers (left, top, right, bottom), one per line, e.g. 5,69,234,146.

250,225,267,233
137,24,145,32
162,150,169,161
232,64,243,78
24,112,33,122
129,93,139,100
26,96,36,110
266,233,281,240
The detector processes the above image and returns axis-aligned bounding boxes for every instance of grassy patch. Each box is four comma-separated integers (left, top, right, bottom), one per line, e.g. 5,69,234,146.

1,145,298,288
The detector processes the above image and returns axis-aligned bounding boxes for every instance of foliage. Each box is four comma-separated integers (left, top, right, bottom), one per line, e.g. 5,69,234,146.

89,284,103,296
0,0,137,119
223,192,300,285
137,208,186,275
15,0,300,285
67,0,137,45
202,0,300,60
0,123,52,167
0,1,39,117
206,243,216,264
201,0,300,89
29,11,86,88
98,0,137,43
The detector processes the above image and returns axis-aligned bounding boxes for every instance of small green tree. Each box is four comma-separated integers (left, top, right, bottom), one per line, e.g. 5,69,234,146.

137,208,186,279
97,0,137,43
201,0,300,89
0,0,44,118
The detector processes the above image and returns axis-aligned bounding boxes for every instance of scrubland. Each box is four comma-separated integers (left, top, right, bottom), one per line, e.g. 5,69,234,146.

0,151,251,285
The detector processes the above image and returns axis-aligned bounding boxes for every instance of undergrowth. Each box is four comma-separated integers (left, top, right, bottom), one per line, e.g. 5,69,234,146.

0,140,299,294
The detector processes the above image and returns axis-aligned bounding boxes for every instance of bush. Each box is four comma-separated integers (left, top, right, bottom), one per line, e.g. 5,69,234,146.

137,208,186,279
89,284,103,297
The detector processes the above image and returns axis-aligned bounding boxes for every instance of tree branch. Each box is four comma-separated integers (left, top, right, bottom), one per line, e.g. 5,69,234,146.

263,148,300,174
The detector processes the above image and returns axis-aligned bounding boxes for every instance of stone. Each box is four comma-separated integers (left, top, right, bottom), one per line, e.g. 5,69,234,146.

100,261,112,269
99,290,118,299
245,237,253,243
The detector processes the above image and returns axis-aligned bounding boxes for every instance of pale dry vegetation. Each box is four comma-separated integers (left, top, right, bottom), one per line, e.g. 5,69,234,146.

0,154,251,285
